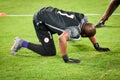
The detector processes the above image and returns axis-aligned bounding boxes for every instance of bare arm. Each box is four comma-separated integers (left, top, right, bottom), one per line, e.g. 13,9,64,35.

89,36,97,44
59,32,80,63
59,32,69,56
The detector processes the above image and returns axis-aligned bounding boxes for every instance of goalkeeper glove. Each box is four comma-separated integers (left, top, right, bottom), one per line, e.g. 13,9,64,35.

94,43,110,52
62,55,80,63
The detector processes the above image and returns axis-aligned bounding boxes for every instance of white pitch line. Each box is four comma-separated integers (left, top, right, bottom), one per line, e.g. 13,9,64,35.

5,13,120,16
7,14,33,16
85,13,120,16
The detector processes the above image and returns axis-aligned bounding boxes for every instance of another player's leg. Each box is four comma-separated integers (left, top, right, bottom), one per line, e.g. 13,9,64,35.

95,0,120,28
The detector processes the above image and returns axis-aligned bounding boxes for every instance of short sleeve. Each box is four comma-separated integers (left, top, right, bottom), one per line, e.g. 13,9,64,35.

65,26,80,41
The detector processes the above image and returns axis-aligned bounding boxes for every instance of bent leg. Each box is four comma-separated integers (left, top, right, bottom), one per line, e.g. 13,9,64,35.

95,0,120,28
27,20,56,56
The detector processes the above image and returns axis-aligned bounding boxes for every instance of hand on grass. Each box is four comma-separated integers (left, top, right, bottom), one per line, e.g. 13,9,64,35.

94,43,110,52
96,47,110,52
66,58,80,63
62,55,80,63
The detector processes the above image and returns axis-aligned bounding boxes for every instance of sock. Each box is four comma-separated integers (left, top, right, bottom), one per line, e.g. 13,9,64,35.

22,41,29,48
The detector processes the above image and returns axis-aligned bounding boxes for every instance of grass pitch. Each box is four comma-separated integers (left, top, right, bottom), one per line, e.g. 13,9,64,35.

0,0,120,80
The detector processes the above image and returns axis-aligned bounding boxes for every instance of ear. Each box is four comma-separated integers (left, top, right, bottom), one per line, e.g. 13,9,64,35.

81,34,87,37
83,34,86,36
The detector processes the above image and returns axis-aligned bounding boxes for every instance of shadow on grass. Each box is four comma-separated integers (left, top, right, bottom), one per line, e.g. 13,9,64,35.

16,52,57,58
106,25,120,28
16,52,42,58
71,44,94,52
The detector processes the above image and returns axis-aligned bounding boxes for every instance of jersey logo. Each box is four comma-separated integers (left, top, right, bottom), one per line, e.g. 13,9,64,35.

57,11,74,19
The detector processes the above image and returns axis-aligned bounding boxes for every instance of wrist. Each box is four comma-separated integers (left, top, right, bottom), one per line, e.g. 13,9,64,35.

62,54,69,63
94,43,100,50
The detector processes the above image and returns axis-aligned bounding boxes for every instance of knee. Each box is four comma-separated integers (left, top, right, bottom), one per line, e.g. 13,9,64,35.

50,50,56,56
46,49,56,56
41,49,56,56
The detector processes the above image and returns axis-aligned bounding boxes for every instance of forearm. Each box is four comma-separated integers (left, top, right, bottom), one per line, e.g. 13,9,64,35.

89,36,97,45
59,32,69,62
59,37,67,56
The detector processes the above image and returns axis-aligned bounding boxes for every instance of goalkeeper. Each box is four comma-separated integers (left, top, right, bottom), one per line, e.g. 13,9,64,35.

11,7,110,63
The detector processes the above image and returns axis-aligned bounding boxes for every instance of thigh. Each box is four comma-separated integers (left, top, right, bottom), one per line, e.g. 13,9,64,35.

33,20,56,55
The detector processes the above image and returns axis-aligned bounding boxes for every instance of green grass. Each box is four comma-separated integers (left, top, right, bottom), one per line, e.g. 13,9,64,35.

0,0,120,80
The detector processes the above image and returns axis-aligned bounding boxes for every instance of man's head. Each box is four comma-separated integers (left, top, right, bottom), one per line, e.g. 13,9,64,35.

81,23,96,37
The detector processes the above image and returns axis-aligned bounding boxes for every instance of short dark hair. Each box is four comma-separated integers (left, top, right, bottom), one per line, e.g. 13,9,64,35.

81,23,96,37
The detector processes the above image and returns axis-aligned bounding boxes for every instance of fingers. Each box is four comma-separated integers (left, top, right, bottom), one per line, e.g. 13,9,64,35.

66,58,80,63
97,48,110,52
94,43,110,52
62,54,80,63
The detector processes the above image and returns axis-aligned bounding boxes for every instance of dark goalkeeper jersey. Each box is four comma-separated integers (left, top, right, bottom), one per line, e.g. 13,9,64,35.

34,7,88,40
